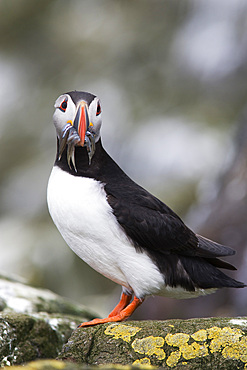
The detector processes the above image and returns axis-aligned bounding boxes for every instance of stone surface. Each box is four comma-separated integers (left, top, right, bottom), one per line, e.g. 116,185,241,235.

0,274,97,366
59,317,247,369
1,273,247,368
0,313,60,366
0,274,96,318
10,359,150,369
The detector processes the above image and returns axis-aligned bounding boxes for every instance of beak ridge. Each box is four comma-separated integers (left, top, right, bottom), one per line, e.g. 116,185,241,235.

73,102,89,145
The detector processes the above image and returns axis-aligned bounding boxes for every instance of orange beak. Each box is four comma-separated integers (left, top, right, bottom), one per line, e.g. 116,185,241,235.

73,101,90,146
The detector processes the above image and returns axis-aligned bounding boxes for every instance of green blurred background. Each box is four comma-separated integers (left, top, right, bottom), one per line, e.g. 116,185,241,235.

0,0,247,320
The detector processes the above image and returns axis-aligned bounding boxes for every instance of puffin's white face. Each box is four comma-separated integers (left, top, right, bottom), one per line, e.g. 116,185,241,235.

53,93,102,142
53,91,102,167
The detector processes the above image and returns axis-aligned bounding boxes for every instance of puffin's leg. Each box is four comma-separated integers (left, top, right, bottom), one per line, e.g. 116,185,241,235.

78,296,143,328
108,291,132,317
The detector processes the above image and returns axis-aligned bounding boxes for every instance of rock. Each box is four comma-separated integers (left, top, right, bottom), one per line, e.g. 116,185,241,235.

59,317,247,369
0,273,96,318
10,359,149,369
0,274,97,366
2,273,247,368
0,313,60,366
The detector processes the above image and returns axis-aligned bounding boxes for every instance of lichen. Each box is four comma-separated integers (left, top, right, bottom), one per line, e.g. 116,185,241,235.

132,357,154,367
104,323,141,342
8,360,67,370
180,341,209,360
222,336,247,362
165,333,190,347
132,336,166,360
166,351,181,367
164,332,208,366
191,329,207,342
164,325,247,367
102,322,247,368
208,326,243,353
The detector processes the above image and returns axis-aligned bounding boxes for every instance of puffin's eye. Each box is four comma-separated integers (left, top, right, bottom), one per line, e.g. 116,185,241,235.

59,99,68,112
96,103,101,116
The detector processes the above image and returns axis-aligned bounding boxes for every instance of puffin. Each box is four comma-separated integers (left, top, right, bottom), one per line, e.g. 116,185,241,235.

47,90,245,327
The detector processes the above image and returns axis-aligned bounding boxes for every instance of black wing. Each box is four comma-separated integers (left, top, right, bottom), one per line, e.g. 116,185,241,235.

105,182,235,260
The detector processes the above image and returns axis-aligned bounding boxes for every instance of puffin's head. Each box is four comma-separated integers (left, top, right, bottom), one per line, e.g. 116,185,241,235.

53,91,102,169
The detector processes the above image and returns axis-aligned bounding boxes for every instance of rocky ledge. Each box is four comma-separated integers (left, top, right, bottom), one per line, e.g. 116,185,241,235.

0,273,96,366
0,274,247,369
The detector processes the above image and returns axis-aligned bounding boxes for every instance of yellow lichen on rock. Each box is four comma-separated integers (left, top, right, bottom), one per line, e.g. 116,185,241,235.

103,323,247,368
180,341,208,360
165,331,208,367
132,336,166,360
207,326,222,340
164,326,247,367
166,350,181,367
222,335,247,363
104,323,141,342
10,360,66,370
206,326,247,365
132,357,156,368
208,326,243,353
165,333,190,347
191,329,207,342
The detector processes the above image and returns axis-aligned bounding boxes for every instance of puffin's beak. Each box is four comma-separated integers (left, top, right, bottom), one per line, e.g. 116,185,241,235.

58,100,95,169
73,101,90,146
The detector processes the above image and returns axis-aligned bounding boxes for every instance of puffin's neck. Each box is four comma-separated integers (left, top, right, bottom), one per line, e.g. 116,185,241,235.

55,138,108,178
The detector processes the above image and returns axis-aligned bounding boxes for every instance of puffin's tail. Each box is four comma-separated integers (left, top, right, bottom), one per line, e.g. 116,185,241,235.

179,234,246,290
180,254,246,290
196,235,236,258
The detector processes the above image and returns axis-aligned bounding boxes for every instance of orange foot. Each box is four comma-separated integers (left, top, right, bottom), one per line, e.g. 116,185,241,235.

108,292,132,317
78,294,143,328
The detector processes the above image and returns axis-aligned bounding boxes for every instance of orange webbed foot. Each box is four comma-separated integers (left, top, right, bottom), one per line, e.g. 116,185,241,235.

108,292,132,317
78,295,143,328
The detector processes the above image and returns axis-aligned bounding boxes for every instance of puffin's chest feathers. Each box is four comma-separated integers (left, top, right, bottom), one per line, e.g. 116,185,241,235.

47,166,166,297
47,165,120,256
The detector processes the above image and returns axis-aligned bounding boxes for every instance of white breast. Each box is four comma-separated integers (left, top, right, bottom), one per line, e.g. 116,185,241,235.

47,166,165,298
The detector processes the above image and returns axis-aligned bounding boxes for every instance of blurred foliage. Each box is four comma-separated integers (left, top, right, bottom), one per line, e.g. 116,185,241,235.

0,0,247,319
